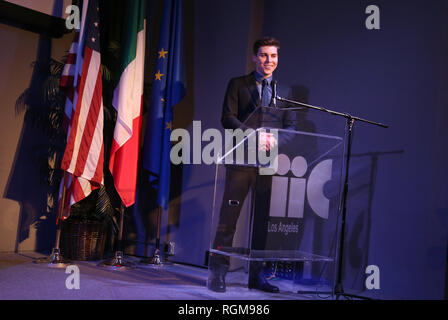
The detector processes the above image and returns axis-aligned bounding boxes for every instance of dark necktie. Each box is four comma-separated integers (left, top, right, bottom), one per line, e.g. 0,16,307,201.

261,79,271,107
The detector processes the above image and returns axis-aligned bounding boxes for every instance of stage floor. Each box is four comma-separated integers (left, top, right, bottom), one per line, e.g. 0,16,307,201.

0,252,332,300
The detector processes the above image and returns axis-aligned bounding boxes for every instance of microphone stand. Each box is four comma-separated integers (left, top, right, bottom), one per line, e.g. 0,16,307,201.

276,95,388,300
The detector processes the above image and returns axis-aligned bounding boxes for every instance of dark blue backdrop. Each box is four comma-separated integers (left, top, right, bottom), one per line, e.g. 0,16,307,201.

142,0,448,299
259,0,448,299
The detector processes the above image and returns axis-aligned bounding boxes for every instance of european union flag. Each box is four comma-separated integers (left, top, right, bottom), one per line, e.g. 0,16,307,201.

142,0,186,210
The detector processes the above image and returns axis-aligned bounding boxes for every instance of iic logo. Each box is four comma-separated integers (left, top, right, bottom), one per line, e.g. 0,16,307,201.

268,154,333,219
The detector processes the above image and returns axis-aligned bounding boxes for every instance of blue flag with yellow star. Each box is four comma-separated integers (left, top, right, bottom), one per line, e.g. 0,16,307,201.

142,0,186,210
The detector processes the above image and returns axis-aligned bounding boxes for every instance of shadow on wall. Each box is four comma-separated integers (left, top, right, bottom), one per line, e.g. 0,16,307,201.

342,150,403,292
289,84,406,292
3,33,65,253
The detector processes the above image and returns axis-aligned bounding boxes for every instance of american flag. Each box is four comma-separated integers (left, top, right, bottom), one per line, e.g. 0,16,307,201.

60,31,79,133
58,0,104,220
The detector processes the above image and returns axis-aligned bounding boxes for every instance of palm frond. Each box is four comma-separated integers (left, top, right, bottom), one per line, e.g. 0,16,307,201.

42,75,61,104
49,58,65,76
101,64,112,82
96,186,119,233
15,89,30,115
108,40,121,59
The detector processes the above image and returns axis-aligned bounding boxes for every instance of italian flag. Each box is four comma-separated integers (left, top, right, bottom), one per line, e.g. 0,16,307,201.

109,0,146,207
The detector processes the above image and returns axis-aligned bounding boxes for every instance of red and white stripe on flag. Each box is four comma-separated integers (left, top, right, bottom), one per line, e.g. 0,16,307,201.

60,31,79,135
58,0,104,221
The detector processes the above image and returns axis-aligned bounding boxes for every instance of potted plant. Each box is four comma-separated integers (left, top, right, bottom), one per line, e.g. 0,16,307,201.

60,186,117,261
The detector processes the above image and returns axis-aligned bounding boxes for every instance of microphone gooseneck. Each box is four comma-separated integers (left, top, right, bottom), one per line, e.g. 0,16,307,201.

272,80,278,108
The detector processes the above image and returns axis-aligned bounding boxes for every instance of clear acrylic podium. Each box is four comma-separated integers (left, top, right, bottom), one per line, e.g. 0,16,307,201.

208,106,347,296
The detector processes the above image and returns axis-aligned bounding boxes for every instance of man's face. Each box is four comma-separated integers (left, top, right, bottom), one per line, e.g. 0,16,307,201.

252,45,278,78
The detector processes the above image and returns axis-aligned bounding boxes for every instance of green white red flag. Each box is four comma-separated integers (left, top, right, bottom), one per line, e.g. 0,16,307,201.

109,0,146,207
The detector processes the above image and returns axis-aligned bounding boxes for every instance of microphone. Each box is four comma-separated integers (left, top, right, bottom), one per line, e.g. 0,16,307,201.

272,80,278,108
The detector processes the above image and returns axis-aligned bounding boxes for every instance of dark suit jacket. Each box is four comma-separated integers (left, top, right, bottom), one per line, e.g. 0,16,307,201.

221,72,296,131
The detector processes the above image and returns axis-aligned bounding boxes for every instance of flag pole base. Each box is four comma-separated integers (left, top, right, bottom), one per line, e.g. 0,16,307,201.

98,251,135,271
34,248,71,268
139,248,165,268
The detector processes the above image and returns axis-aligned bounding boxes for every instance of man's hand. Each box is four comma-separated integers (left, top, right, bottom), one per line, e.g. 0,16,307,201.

258,131,278,152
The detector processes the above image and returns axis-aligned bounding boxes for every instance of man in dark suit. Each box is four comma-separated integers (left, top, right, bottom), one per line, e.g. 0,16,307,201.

208,37,296,293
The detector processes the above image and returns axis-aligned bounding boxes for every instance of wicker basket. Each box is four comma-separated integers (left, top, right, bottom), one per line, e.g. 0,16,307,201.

61,220,107,261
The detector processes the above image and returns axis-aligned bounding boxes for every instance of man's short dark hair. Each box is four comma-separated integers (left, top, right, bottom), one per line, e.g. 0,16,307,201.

253,37,280,55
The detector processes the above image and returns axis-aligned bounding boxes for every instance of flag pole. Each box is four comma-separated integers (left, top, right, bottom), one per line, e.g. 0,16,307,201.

139,205,164,267
98,202,135,270
34,172,71,268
